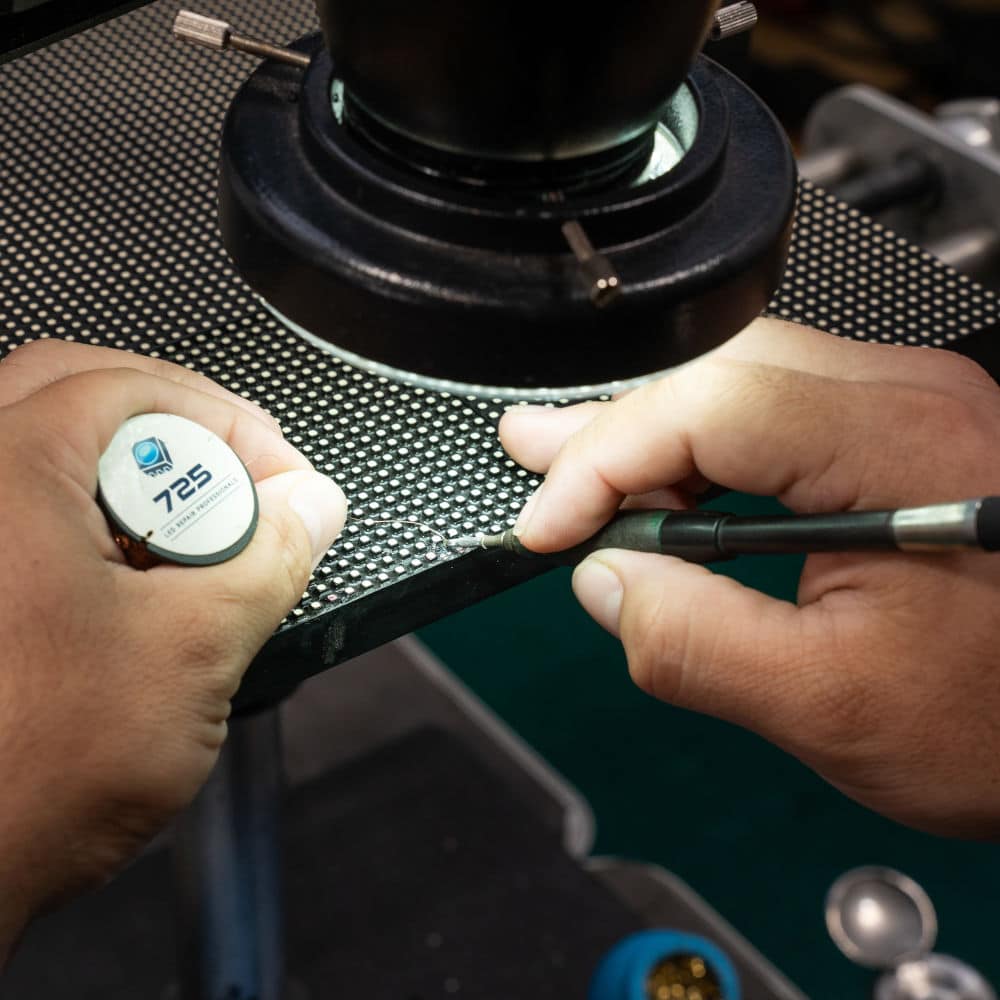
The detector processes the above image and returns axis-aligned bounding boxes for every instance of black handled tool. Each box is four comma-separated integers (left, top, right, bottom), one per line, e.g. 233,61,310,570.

451,498,1000,566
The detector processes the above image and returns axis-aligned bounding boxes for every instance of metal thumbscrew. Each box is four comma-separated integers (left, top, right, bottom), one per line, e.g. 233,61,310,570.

710,2,759,41
560,220,622,308
172,10,311,68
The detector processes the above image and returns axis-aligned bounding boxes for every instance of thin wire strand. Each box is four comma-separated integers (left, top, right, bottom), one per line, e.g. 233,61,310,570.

349,517,452,546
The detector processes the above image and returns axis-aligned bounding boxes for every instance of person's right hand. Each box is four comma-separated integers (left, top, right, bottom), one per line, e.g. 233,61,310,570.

0,340,347,962
499,318,1000,839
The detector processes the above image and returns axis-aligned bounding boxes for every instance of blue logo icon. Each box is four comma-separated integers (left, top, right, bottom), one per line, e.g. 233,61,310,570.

132,437,173,477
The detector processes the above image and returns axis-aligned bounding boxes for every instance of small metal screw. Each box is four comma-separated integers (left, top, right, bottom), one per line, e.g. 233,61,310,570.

172,10,311,68
561,220,622,308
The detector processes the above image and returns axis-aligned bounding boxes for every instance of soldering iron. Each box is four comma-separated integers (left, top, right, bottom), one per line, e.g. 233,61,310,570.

453,498,1000,565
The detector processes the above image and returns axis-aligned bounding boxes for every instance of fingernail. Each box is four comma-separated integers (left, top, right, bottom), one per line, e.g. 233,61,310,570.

513,486,542,537
572,557,624,637
287,471,347,570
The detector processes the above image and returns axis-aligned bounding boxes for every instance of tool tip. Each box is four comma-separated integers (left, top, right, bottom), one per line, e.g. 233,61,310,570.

448,534,484,549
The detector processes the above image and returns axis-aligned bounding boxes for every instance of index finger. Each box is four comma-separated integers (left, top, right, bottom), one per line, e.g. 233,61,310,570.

514,357,963,552
10,367,313,492
501,318,996,479
0,339,282,436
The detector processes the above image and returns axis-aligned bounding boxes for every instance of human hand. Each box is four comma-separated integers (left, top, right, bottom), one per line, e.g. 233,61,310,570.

499,318,1000,838
0,341,346,960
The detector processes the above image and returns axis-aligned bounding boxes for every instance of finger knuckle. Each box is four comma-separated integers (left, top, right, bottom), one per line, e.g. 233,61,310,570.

5,337,66,367
930,348,996,391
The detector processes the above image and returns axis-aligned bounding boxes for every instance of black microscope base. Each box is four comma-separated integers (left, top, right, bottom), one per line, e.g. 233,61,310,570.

2,640,804,1000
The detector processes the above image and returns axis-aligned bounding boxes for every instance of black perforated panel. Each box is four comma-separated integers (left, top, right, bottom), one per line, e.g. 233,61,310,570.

774,183,999,345
2,0,998,701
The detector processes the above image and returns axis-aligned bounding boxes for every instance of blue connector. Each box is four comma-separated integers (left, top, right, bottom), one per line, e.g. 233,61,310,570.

588,929,741,1000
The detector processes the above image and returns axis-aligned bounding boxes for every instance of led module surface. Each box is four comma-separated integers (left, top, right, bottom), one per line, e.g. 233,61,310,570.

3,0,999,701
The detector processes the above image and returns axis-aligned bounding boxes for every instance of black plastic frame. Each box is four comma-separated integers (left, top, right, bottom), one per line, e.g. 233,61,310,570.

0,0,152,63
219,37,798,391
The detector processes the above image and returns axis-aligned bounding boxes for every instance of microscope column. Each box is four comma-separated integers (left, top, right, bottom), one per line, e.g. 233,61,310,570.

171,708,287,1000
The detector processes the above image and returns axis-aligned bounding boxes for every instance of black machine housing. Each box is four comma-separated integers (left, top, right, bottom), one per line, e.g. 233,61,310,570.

219,35,798,394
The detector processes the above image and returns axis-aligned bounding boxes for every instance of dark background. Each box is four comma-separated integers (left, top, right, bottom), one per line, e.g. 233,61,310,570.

736,0,1000,137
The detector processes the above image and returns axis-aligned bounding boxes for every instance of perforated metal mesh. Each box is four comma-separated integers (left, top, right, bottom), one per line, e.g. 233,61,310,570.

2,0,998,642
774,183,999,345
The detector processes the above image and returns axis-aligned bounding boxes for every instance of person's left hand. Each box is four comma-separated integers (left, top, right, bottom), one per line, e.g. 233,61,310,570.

0,340,347,962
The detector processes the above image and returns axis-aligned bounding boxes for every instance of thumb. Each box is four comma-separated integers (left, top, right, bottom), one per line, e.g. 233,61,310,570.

572,550,812,741
253,467,348,579
152,469,347,668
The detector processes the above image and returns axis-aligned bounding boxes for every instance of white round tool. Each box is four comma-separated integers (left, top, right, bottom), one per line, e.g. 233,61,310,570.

97,413,258,568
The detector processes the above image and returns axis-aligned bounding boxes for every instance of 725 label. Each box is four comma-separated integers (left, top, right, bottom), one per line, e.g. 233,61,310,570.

153,463,213,513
